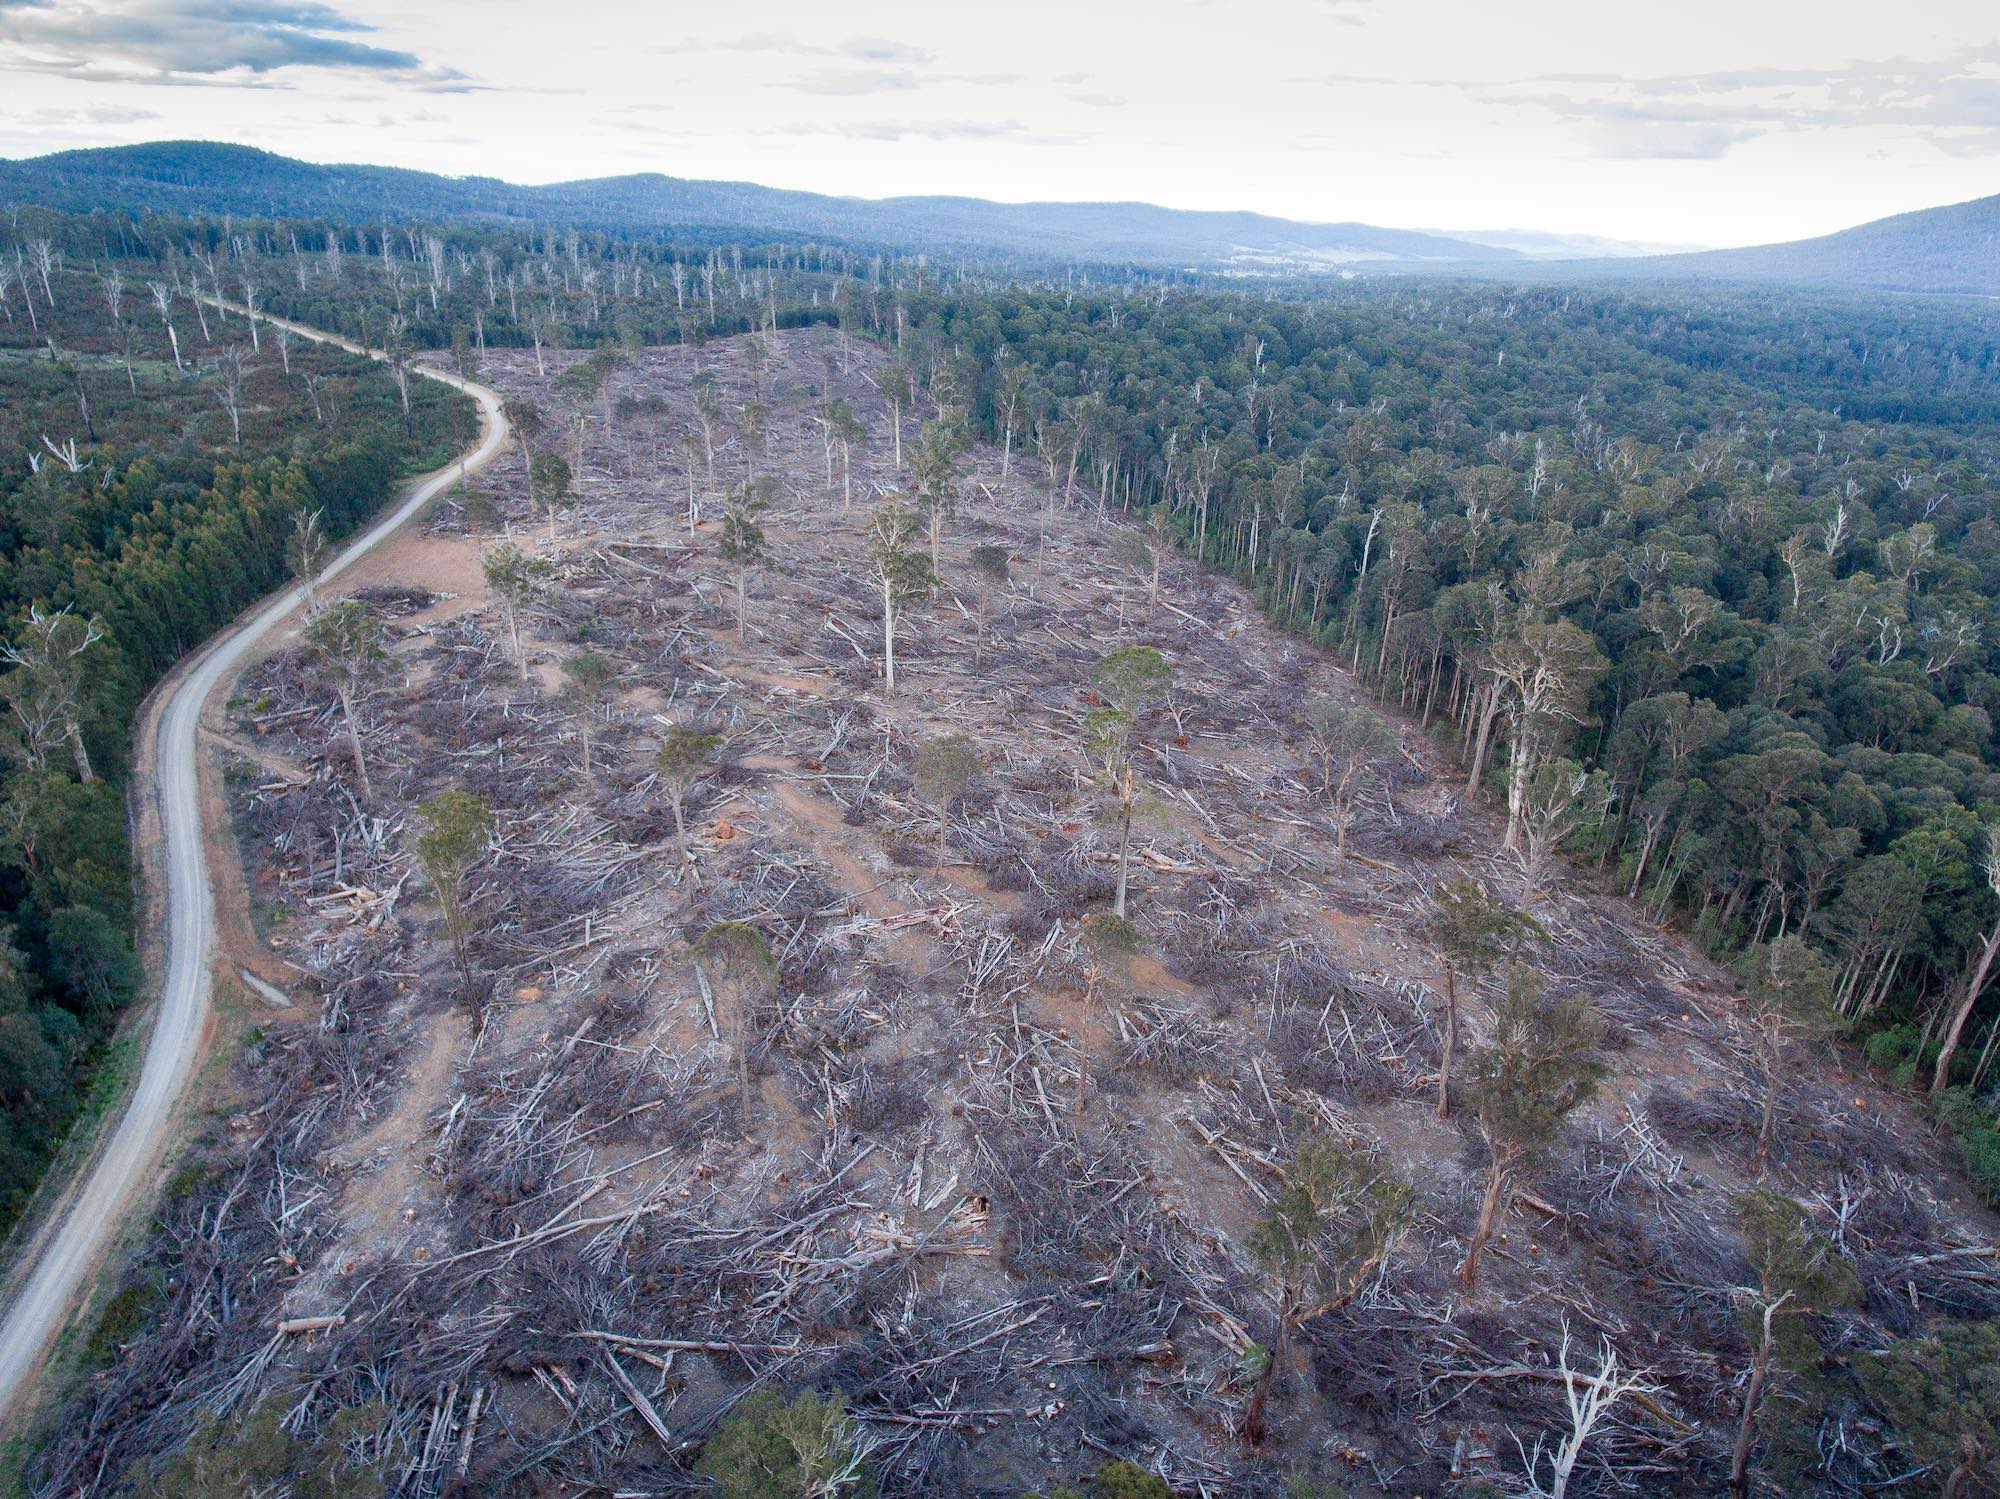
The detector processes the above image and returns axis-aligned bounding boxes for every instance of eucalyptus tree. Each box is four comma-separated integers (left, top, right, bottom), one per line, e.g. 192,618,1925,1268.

482,542,555,678
415,790,493,988
865,501,934,697
717,480,772,642
1422,875,1544,1119
1087,645,1172,918
1458,972,1604,1288
303,599,390,803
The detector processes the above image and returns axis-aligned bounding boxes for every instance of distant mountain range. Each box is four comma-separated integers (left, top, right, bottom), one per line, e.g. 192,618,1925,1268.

0,141,1515,269
1,141,1994,297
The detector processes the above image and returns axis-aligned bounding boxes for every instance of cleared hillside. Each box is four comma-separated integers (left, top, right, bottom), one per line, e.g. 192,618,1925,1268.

31,324,1997,1497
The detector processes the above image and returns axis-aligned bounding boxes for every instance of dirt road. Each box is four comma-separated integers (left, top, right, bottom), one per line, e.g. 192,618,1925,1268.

0,309,508,1426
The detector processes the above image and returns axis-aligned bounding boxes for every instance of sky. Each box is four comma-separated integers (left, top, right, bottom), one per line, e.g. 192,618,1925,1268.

1,0,1998,248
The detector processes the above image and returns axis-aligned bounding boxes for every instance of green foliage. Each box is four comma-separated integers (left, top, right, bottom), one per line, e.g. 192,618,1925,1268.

913,419,966,521
1735,1189,1861,1369
482,540,555,606
416,790,492,878
695,920,778,984
1092,645,1171,715
301,597,387,692
80,1270,164,1368
1739,935,1837,1027
560,650,614,702
969,543,1011,588
657,727,723,787
1936,1087,2000,1208
139,1398,395,1499
1248,1132,1413,1312
1855,1321,2000,1490
696,1389,875,1499
528,449,572,512
865,501,934,606
912,733,979,811
1022,1460,1183,1499
415,790,491,978
1422,875,1543,982
1466,971,1607,1161
1081,910,1142,958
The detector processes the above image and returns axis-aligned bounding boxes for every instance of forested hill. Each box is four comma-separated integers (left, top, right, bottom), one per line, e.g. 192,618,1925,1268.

0,141,1517,270
1550,192,2000,298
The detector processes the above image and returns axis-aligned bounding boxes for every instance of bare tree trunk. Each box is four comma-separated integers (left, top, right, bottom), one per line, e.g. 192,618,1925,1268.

1465,683,1501,796
670,791,689,868
1728,1313,1778,1499
1436,967,1457,1119
1113,774,1134,918
1242,1305,1291,1448
881,587,897,696
1933,919,2000,1092
338,687,374,803
1754,1031,1780,1174
1457,1153,1509,1286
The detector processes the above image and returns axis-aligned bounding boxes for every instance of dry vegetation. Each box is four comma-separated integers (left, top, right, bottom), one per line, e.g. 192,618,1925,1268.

40,328,2000,1497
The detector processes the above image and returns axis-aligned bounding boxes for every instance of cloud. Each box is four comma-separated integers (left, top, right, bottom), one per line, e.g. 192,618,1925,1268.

0,0,464,86
668,31,932,66
842,35,930,65
787,66,921,96
782,62,1019,97
1066,91,1126,108
1302,44,2000,160
1312,0,1372,26
3,101,159,125
776,117,1079,146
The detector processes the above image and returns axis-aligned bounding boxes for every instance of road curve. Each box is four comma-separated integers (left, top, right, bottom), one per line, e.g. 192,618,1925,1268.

0,307,509,1425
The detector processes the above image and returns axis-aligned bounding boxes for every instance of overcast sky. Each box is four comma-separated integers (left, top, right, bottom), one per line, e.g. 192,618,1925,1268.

1,0,1997,248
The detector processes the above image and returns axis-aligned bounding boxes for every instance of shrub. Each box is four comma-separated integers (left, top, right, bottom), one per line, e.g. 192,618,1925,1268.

697,1389,875,1499
1936,1087,2000,1208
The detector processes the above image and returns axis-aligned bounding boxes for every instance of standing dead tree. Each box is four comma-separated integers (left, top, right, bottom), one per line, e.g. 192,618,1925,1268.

1,604,105,782
288,507,327,613
1518,1324,1656,1499
211,345,251,446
